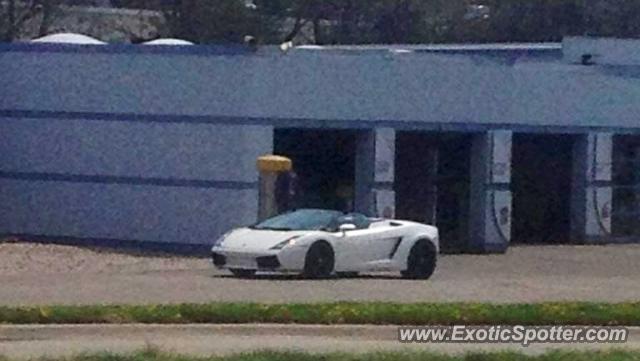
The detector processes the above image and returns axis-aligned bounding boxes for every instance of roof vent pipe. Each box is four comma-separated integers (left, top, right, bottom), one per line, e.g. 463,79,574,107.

581,53,595,66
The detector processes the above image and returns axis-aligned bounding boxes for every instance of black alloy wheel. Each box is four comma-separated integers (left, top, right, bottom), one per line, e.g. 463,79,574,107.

402,240,437,280
303,242,334,279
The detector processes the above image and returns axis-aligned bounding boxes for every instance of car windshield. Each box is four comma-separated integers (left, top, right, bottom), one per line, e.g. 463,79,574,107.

251,209,342,231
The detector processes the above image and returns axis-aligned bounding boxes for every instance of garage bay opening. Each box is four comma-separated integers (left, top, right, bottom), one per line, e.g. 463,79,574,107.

395,132,473,252
612,135,640,239
511,134,576,244
274,129,357,212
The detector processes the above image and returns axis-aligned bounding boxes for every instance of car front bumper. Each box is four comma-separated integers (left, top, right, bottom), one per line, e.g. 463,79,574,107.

211,246,307,272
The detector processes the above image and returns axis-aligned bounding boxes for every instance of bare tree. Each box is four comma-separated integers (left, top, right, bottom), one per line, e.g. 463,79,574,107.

0,0,60,41
37,0,56,36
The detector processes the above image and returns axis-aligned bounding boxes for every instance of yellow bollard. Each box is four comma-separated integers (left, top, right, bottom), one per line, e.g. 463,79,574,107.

256,155,292,221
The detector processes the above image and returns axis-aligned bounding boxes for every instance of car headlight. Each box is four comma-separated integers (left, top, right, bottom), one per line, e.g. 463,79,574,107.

270,235,302,250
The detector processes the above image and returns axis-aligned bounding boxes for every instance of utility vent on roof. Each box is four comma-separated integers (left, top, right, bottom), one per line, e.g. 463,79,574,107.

563,36,640,66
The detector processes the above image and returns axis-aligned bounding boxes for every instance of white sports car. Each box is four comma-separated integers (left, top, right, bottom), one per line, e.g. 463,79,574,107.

211,209,439,279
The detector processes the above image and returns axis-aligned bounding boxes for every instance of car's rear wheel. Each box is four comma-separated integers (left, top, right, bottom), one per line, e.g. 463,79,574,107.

230,269,256,278
303,242,334,279
401,240,437,280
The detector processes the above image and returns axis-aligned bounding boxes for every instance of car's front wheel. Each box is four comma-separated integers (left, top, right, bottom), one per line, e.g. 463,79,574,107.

230,269,256,278
401,240,437,280
303,242,334,279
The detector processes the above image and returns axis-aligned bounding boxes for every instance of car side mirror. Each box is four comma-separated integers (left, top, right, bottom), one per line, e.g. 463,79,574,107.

339,223,357,235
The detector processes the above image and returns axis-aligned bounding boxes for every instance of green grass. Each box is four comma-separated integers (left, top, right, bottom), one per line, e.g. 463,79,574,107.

2,349,640,361
1,302,640,325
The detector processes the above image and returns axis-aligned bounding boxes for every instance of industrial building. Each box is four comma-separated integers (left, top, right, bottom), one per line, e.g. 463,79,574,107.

1,36,639,253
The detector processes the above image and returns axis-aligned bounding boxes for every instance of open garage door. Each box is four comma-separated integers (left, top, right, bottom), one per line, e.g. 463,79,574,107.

612,135,640,240
511,134,576,244
274,129,356,211
395,132,473,252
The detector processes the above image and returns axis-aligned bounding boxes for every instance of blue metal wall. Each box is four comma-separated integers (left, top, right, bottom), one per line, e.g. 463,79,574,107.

0,46,274,246
1,41,640,249
0,113,272,245
3,43,640,131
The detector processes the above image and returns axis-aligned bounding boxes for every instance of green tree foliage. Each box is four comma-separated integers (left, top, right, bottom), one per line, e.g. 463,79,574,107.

483,0,587,42
110,0,269,43
585,0,640,38
104,0,640,44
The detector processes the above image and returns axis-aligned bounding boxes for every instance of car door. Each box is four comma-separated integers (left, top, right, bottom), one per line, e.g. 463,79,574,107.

345,213,407,265
332,227,376,271
364,225,407,265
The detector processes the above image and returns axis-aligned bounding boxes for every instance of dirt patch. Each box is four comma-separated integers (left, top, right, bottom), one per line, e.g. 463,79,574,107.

0,241,204,277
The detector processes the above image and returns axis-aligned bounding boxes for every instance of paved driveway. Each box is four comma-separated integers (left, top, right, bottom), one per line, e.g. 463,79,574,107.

1,242,639,305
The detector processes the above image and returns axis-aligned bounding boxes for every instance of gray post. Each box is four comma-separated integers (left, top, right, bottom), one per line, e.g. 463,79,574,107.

634,146,640,233
469,130,512,253
570,133,613,243
355,128,395,217
424,145,439,225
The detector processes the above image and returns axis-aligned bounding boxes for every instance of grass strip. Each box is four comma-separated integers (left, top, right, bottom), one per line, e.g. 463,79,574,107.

2,349,640,361
1,302,640,325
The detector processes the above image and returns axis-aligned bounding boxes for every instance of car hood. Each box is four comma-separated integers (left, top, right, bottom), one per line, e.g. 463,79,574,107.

218,228,310,251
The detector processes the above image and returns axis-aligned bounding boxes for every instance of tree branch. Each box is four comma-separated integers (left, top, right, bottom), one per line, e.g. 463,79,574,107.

283,14,309,42
14,0,41,29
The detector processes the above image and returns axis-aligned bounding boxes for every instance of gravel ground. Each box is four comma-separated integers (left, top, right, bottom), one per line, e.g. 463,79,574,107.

1,240,640,305
0,241,203,277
